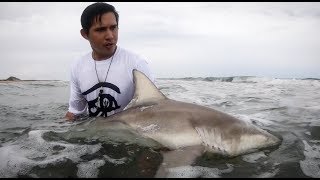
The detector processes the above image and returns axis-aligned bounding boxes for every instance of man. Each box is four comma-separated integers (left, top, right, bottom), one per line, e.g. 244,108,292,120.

65,2,154,121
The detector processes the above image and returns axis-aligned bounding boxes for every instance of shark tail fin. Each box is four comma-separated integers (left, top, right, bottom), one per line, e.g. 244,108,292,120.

124,69,167,110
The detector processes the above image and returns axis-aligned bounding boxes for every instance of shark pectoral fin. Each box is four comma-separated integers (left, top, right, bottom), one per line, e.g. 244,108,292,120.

124,69,167,110
155,145,205,178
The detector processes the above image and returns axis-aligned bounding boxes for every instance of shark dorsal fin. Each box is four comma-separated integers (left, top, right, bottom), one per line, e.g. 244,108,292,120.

124,69,167,110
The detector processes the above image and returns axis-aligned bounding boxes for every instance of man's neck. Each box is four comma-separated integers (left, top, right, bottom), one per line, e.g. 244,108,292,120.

92,46,117,61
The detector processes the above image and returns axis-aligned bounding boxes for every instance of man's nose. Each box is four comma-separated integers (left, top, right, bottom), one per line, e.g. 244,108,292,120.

104,29,113,39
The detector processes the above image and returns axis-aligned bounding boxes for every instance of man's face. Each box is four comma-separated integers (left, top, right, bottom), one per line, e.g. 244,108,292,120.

83,12,118,60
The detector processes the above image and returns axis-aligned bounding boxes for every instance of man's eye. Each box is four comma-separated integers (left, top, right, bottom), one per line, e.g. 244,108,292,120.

96,28,106,32
95,25,117,32
110,25,118,31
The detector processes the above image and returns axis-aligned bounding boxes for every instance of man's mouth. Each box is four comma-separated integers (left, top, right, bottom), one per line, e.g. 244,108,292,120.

104,43,113,48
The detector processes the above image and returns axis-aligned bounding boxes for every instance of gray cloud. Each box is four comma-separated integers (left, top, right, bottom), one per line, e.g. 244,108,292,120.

1,2,320,80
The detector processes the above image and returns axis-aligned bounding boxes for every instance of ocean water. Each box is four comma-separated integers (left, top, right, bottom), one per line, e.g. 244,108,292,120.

0,77,319,178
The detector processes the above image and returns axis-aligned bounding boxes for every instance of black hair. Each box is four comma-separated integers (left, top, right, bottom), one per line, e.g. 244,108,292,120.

81,2,119,34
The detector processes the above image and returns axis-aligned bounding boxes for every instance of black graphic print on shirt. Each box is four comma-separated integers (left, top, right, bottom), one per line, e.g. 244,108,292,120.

82,82,121,117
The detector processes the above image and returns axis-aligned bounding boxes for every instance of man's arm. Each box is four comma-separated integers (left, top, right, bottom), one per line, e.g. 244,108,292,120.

65,62,87,121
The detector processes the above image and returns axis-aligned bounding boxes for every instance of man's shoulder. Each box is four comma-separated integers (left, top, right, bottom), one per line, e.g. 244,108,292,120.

118,46,141,58
71,52,91,68
117,46,146,62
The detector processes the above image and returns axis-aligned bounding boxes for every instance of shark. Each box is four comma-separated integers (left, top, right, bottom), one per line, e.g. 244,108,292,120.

103,70,280,155
62,69,281,177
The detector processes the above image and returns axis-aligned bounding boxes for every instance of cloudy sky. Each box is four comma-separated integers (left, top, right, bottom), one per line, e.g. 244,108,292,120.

1,2,320,80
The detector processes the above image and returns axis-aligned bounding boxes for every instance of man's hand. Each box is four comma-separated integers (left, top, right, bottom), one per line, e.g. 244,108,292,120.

65,111,75,121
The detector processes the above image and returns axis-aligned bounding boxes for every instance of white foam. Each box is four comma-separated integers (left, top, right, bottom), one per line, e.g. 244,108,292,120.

300,160,320,178
310,140,320,143
0,145,34,177
253,168,279,178
103,155,128,165
299,140,320,178
26,130,101,164
242,151,267,163
77,159,105,178
0,129,102,177
166,164,233,178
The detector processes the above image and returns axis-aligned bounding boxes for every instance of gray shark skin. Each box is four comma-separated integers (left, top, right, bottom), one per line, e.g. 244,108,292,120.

92,69,281,157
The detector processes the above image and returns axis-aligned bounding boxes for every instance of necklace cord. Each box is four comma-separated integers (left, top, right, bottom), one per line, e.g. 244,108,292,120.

94,47,117,83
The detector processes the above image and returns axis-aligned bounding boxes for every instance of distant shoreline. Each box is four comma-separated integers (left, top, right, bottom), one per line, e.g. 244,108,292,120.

0,76,62,82
0,80,62,84
0,77,62,83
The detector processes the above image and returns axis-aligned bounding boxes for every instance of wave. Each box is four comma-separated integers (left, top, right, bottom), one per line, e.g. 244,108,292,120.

158,76,262,83
157,76,320,84
301,78,320,81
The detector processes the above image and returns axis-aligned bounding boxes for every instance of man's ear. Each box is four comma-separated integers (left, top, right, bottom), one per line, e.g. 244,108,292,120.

80,29,89,40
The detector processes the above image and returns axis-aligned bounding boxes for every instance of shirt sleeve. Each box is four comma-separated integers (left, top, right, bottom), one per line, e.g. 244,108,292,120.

135,58,155,83
68,61,87,115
